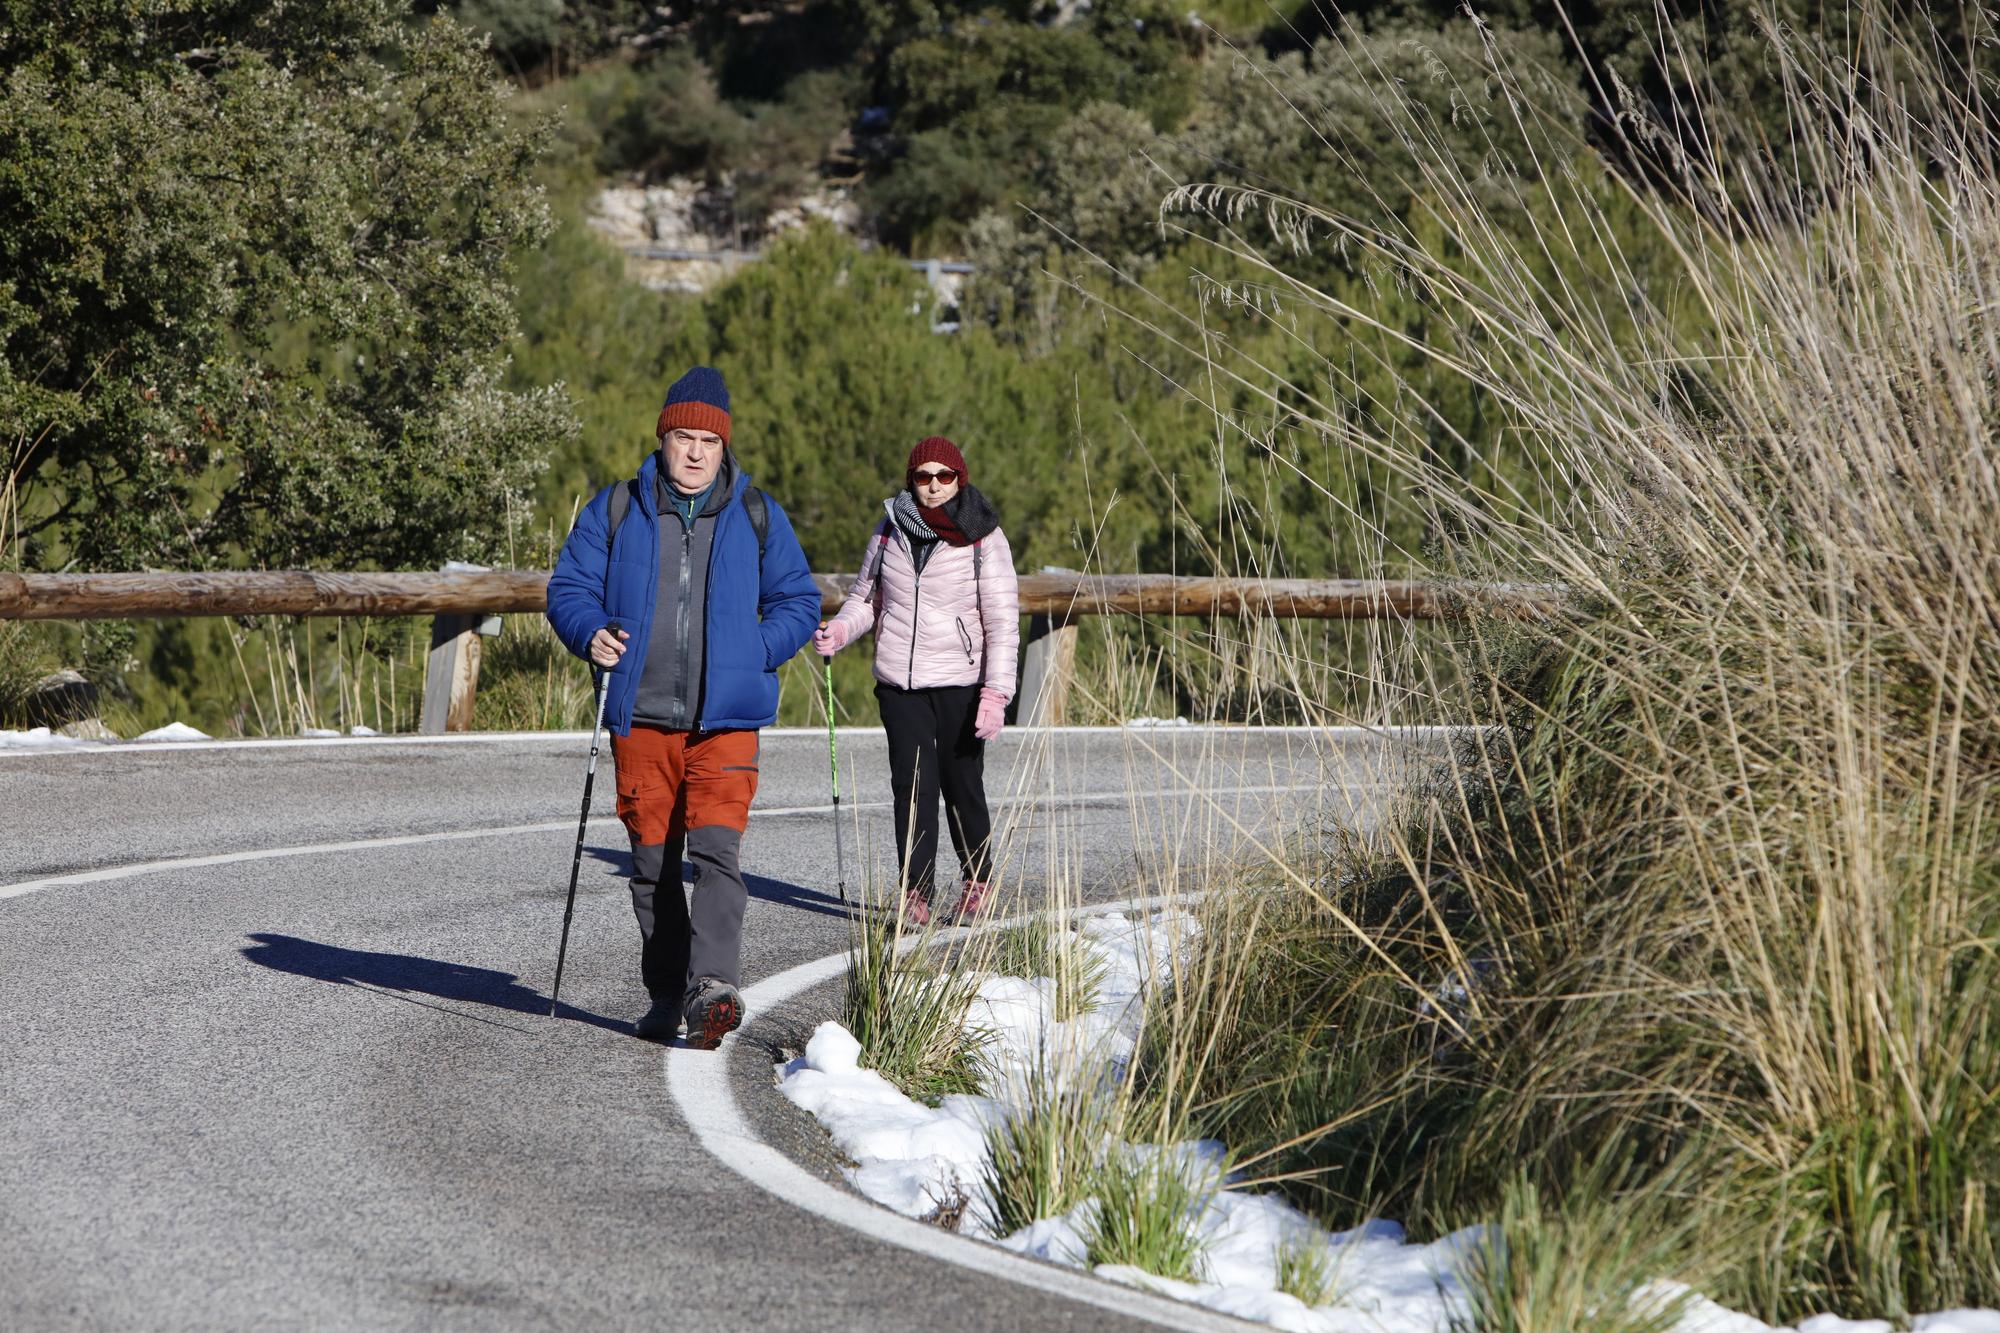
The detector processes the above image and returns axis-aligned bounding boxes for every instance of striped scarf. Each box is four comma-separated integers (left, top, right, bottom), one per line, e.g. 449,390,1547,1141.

890,489,938,543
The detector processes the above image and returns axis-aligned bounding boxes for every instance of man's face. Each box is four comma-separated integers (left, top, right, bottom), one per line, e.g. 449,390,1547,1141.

662,428,724,493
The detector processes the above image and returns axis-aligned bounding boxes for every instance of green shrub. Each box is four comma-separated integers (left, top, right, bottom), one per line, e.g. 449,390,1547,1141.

0,620,63,727
470,615,597,732
979,1068,1117,1237
1274,1230,1339,1308
1457,1171,1699,1333
842,908,990,1104
1084,1146,1214,1282
985,923,1109,1023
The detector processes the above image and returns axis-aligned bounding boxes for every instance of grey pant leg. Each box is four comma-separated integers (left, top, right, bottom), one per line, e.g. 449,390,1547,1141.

629,835,688,1001
684,824,748,990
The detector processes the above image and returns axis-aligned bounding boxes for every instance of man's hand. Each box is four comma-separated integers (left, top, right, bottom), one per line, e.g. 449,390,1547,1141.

589,624,630,669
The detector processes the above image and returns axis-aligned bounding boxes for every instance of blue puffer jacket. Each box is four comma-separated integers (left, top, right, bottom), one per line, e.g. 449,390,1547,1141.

546,453,821,735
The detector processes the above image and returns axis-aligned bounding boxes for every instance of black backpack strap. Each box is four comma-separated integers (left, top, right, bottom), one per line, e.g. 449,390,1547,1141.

743,485,770,565
603,478,637,556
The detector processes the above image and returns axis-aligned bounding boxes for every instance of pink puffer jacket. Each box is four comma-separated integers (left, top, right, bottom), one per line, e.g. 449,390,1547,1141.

829,506,1021,698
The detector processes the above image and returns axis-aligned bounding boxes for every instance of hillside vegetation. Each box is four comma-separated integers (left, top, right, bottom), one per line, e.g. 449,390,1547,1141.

4,0,1983,734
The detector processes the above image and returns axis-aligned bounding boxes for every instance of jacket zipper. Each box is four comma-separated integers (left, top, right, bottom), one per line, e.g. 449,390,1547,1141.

955,616,975,665
885,511,923,690
671,522,693,727
693,495,734,731
906,562,922,689
618,480,661,729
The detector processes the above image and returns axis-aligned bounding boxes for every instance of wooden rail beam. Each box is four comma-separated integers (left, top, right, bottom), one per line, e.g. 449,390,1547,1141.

0,570,550,621
0,571,1559,622
1011,574,1559,619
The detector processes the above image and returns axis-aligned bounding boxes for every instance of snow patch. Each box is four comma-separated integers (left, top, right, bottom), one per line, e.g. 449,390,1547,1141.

0,727,89,750
5,719,209,747
777,910,2000,1333
135,722,210,742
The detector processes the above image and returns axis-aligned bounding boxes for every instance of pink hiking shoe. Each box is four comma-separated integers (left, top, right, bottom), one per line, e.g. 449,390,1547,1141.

955,880,995,921
900,888,933,927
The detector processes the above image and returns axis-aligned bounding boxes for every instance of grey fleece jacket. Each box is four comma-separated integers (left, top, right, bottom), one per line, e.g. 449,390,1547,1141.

632,454,736,730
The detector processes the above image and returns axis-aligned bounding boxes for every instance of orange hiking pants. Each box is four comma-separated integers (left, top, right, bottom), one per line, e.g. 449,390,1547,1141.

609,726,760,999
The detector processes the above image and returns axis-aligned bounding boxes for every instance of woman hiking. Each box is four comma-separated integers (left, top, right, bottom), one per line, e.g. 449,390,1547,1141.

813,437,1021,923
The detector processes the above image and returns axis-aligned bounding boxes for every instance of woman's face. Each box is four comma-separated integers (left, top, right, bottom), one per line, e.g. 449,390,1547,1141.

910,462,962,507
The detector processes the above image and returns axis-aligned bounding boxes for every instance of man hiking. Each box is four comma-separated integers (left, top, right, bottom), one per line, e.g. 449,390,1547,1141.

546,366,820,1048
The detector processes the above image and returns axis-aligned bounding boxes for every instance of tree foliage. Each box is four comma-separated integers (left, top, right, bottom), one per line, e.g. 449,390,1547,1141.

0,1,575,576
499,5,1697,593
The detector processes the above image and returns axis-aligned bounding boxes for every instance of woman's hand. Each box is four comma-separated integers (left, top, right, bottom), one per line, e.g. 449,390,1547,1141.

589,624,629,669
814,620,851,657
974,688,1007,740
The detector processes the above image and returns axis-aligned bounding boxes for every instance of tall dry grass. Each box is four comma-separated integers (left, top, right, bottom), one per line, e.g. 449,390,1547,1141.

1105,3,2000,1322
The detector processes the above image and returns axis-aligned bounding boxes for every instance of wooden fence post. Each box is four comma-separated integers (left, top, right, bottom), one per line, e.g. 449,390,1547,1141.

1016,612,1079,727
1024,560,1088,728
1013,564,1082,727
419,563,504,734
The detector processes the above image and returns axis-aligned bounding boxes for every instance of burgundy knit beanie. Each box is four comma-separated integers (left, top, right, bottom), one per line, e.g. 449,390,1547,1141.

906,436,968,485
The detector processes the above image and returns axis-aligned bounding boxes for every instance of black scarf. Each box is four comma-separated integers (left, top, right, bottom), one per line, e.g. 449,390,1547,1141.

892,486,999,547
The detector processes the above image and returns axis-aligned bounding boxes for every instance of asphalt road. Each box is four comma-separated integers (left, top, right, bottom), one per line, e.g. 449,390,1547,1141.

0,726,1415,1331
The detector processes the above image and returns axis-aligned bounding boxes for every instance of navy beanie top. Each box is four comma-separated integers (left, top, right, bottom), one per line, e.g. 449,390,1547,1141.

656,365,732,443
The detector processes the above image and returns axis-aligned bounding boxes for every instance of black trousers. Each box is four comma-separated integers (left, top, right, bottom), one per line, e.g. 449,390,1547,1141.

876,682,993,895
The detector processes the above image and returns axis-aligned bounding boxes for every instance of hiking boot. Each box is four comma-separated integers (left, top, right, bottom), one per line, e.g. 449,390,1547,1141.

633,997,681,1042
683,978,743,1051
955,879,995,921
899,887,933,927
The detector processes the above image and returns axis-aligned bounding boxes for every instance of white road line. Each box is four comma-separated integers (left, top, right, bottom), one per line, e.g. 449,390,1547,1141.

0,722,1457,759
665,893,1249,1333
0,783,1328,902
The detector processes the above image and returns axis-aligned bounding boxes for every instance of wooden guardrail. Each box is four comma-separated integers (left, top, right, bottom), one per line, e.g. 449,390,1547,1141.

0,570,1558,731
0,571,1556,622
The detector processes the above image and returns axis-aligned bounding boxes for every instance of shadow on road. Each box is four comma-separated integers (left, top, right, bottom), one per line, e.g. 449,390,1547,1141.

583,845,851,920
240,933,628,1035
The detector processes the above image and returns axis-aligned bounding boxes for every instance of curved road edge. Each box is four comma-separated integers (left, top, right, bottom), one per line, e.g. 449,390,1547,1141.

667,894,1251,1333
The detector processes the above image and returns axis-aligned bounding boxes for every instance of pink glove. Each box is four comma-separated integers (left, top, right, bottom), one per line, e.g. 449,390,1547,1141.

974,688,1007,741
813,620,850,657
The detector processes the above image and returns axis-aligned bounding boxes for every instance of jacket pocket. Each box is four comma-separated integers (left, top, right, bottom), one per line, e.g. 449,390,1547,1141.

955,616,976,664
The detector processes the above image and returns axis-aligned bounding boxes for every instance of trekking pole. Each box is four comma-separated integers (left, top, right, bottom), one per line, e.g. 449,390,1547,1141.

824,650,847,907
551,622,618,1016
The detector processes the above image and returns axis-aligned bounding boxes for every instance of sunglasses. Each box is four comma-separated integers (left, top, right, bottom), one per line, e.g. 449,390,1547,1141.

910,467,961,485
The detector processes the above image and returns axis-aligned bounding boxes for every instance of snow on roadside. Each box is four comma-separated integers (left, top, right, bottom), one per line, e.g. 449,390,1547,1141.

776,910,2000,1333
0,727,90,750
134,722,209,742
0,721,405,746
1,720,215,747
